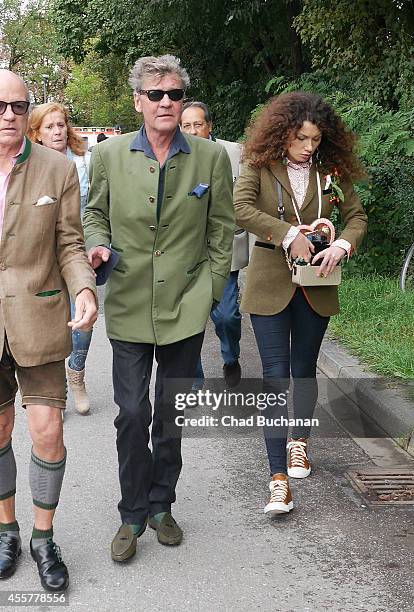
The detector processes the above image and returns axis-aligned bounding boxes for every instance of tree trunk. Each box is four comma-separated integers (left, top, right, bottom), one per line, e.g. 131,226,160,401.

285,0,305,75
252,39,276,76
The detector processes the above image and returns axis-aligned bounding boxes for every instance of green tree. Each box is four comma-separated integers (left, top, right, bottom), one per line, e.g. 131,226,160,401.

52,0,307,139
52,0,414,275
64,50,139,131
294,0,414,109
0,0,70,102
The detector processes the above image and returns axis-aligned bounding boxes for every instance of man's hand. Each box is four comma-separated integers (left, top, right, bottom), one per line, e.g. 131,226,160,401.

68,288,98,332
289,232,314,262
88,245,111,270
312,245,346,277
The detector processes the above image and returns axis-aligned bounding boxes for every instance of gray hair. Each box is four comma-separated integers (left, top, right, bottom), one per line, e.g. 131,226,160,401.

182,101,212,124
128,55,190,91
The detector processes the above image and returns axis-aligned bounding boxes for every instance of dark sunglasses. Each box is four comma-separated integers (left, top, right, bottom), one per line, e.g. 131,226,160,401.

139,89,185,102
0,100,30,116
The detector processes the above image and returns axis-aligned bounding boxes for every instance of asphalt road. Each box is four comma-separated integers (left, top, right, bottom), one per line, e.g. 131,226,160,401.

3,309,414,612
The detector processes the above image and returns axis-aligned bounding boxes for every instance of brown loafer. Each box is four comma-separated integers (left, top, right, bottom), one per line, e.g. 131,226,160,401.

148,513,183,546
111,523,146,562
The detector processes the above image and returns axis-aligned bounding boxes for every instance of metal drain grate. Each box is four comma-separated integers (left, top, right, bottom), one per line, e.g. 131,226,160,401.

346,468,414,506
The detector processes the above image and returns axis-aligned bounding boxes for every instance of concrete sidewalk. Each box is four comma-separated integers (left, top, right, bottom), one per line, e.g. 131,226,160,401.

2,314,414,611
318,337,414,456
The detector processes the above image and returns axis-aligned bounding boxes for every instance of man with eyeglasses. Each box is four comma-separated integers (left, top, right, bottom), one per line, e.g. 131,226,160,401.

0,70,97,590
84,55,234,561
181,101,249,389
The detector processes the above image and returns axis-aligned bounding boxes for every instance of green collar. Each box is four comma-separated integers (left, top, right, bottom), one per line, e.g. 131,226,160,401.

15,137,31,165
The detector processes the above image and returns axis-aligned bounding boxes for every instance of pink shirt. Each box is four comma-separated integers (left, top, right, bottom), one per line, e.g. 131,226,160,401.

287,157,312,209
282,158,351,256
0,138,25,236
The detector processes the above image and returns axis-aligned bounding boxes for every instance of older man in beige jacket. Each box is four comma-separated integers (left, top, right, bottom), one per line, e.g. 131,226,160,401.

0,70,97,592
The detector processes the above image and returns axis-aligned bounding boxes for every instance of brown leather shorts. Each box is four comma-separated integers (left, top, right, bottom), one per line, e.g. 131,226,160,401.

0,341,66,412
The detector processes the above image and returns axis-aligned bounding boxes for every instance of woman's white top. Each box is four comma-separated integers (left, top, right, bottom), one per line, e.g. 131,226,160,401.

282,158,350,255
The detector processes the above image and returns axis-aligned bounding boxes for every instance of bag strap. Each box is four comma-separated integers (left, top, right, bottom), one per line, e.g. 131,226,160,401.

285,249,294,271
276,180,285,221
275,180,294,271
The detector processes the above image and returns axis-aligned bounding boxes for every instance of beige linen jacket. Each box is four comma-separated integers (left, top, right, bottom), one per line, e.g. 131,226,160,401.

234,160,368,317
0,139,96,366
216,138,249,271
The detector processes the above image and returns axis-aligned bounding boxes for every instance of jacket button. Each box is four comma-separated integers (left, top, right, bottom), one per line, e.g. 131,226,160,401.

149,225,156,231
149,166,155,173
154,250,162,257
149,196,155,203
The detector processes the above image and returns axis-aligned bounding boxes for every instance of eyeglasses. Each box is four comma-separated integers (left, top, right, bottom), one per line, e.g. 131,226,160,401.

181,122,208,130
0,101,30,116
138,89,185,102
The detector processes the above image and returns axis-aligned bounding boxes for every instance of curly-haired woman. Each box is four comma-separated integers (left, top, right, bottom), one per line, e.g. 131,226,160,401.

234,91,367,516
28,103,92,415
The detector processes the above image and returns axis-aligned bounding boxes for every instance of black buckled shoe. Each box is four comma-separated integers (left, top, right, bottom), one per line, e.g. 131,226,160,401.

0,533,21,579
30,539,69,592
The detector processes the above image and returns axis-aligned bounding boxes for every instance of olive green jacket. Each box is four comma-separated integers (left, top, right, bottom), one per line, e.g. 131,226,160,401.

84,130,234,345
234,160,367,317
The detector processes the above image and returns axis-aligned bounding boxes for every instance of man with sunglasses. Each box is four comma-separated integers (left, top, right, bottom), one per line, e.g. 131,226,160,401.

0,70,97,590
84,55,234,561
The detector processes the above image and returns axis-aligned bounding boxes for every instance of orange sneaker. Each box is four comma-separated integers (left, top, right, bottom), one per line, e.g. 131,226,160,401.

287,438,311,478
264,473,293,515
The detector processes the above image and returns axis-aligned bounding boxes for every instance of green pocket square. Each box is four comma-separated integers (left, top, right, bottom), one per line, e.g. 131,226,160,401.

36,290,61,297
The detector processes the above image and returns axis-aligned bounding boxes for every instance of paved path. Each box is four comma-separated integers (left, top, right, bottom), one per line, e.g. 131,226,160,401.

3,311,414,611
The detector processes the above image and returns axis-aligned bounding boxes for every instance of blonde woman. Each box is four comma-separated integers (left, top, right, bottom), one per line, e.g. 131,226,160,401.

28,103,92,414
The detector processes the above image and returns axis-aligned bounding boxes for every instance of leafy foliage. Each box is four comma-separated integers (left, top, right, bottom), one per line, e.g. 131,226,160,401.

294,0,414,110
64,51,140,131
0,0,70,102
51,0,305,139
14,0,414,277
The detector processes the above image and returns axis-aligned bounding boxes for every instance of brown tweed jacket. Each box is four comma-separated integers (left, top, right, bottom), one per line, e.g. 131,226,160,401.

234,160,367,317
0,139,96,366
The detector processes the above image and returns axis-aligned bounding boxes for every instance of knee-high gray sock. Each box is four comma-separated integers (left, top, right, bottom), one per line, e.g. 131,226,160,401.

29,448,66,510
0,440,17,501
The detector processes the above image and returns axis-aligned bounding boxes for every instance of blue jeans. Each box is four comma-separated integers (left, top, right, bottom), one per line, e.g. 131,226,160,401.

195,271,241,381
80,194,88,215
68,301,93,371
68,198,91,371
250,289,329,475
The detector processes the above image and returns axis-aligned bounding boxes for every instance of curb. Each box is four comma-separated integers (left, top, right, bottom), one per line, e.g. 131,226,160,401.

318,337,414,456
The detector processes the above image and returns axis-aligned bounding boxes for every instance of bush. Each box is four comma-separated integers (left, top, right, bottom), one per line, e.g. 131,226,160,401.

350,158,414,275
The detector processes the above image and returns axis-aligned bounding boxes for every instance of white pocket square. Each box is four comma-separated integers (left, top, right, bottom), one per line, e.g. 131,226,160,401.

35,196,56,206
323,175,332,191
